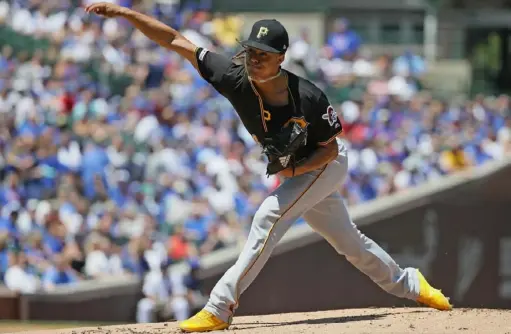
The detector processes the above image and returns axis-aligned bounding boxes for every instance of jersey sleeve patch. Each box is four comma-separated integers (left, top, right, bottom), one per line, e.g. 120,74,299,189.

322,105,341,129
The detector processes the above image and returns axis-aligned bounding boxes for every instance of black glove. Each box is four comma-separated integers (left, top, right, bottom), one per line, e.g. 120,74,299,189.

262,120,308,176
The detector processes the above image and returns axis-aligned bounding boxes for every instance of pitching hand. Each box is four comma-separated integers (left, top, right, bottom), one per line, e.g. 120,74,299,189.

85,2,126,18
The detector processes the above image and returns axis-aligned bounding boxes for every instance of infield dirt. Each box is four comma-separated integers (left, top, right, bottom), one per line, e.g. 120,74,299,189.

9,307,511,334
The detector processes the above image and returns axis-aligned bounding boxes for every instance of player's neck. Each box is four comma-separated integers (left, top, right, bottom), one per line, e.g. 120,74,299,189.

253,71,287,95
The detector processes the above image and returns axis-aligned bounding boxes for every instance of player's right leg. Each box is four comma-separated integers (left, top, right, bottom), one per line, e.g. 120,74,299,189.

303,190,452,310
178,182,316,332
179,154,348,332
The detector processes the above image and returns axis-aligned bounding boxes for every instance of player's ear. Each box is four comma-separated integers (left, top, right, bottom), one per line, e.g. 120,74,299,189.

277,53,285,65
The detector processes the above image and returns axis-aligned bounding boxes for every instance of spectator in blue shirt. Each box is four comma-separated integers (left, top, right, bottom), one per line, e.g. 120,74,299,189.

0,208,18,237
17,111,45,140
42,253,79,291
121,237,150,277
0,232,11,281
0,172,24,205
43,218,67,256
393,50,427,77
326,18,362,60
24,231,51,277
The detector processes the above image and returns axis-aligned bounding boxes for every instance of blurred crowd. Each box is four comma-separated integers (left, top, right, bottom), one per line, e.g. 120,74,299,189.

285,18,511,204
0,0,510,323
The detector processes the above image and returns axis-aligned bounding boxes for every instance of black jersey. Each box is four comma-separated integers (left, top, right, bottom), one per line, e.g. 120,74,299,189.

194,47,343,161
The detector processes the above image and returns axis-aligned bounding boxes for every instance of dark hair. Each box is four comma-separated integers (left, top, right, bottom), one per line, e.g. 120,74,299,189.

232,49,246,60
232,42,247,66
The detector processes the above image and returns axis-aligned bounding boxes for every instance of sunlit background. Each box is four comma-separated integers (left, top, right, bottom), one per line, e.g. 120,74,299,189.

0,0,510,330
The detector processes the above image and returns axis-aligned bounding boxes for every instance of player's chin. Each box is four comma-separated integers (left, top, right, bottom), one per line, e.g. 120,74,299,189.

247,67,265,79
251,74,274,83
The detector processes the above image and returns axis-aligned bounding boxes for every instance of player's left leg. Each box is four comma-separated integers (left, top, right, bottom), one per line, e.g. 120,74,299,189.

303,190,452,310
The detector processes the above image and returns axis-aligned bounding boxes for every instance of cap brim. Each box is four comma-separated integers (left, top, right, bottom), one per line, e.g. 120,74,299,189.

240,40,282,53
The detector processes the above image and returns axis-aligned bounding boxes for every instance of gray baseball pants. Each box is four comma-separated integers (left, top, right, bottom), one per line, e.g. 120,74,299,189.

204,140,420,323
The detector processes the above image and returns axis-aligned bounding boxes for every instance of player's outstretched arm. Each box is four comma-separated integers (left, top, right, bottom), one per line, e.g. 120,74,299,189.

85,2,199,70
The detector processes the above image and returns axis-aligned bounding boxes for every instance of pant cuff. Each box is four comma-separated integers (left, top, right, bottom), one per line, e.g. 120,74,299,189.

204,302,232,323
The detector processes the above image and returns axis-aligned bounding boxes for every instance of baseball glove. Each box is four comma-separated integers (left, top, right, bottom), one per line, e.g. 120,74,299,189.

262,119,308,176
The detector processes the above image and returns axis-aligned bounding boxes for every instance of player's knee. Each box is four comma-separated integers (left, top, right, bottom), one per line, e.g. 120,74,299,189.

253,197,281,225
252,207,276,230
252,210,281,238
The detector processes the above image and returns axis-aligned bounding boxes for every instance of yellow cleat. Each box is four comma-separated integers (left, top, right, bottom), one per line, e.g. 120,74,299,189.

178,309,230,332
416,270,453,311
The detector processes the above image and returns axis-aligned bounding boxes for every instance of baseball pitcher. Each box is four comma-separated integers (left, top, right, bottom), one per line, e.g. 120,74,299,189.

86,4,453,332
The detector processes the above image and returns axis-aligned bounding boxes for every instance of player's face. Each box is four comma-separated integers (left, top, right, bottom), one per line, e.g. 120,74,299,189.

245,47,284,81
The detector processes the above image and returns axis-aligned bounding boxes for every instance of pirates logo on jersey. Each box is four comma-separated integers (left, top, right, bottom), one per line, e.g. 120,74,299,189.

322,105,340,128
284,116,309,129
284,116,309,145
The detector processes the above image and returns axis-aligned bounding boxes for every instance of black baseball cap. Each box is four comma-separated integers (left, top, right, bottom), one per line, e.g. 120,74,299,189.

240,19,289,54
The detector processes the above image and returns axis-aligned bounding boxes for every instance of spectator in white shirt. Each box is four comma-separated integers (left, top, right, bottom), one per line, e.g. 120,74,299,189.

84,233,122,278
57,131,82,171
136,263,170,323
4,252,40,294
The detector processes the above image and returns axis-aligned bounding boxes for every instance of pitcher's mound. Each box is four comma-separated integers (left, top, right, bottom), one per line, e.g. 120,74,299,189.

14,307,511,334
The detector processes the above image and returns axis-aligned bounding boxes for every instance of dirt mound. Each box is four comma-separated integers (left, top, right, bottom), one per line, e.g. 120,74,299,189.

13,308,511,334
